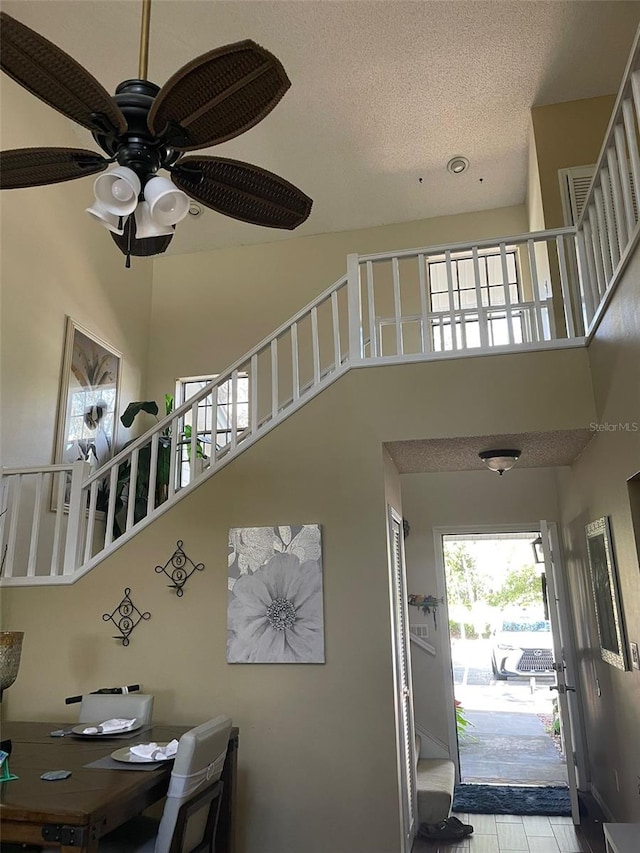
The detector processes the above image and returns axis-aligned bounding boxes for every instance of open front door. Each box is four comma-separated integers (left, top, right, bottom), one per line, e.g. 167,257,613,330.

540,520,583,824
388,506,417,852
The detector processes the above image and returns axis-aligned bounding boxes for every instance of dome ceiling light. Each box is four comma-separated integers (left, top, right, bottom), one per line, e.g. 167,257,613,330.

478,449,521,476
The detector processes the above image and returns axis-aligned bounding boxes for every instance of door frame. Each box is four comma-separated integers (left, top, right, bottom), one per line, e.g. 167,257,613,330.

433,521,574,783
388,505,417,852
541,520,587,823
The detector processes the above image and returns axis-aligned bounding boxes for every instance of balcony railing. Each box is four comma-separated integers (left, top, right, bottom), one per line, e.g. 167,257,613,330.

2,224,593,584
575,25,640,333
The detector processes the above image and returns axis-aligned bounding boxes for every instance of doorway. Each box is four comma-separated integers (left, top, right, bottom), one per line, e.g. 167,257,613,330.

441,530,568,788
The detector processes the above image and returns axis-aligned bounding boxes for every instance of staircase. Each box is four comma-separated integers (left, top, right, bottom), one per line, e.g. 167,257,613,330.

3,36,640,591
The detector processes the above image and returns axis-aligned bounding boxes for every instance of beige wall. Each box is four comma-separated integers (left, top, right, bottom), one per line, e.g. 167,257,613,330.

401,468,563,751
527,121,546,231
0,77,154,468
556,247,640,821
531,95,615,229
2,345,595,853
146,205,528,402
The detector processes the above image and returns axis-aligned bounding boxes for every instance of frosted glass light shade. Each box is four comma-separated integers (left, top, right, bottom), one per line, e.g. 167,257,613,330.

134,201,174,239
93,166,141,215
86,200,125,234
478,449,520,476
144,176,189,226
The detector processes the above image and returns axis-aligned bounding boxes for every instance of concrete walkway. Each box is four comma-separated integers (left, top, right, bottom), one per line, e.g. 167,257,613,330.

459,709,568,785
451,640,568,786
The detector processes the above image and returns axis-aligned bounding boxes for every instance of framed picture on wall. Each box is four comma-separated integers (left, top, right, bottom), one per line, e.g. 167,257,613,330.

585,516,630,671
52,317,121,510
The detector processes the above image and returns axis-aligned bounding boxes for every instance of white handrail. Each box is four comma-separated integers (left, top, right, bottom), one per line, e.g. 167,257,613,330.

574,24,640,334
0,227,590,584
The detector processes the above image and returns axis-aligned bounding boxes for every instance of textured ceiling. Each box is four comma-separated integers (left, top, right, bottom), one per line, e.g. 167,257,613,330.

2,1,639,255
385,429,594,474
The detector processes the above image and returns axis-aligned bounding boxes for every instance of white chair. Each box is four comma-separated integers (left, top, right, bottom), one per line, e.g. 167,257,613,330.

78,693,155,725
99,714,232,853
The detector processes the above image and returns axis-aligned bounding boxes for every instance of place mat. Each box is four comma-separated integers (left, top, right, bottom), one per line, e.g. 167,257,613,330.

84,755,160,772
72,725,152,741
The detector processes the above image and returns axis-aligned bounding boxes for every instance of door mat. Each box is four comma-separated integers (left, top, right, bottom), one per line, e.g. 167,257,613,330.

452,783,571,816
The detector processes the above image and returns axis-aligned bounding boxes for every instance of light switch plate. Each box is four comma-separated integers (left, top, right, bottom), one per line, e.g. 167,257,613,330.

630,641,640,670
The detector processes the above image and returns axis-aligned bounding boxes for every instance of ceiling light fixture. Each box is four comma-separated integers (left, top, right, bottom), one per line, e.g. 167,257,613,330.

447,156,469,175
478,449,521,476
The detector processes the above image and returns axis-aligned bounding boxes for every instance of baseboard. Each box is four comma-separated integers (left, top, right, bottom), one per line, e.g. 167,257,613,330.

415,724,450,760
590,784,615,821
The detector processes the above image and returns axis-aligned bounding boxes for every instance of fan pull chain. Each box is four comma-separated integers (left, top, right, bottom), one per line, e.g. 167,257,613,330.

126,215,132,269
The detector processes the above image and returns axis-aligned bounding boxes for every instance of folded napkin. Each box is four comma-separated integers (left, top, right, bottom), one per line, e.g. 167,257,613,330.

129,739,179,761
82,718,138,735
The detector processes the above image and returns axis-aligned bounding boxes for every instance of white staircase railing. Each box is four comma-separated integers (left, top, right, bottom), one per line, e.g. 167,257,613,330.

1,227,588,585
575,25,640,334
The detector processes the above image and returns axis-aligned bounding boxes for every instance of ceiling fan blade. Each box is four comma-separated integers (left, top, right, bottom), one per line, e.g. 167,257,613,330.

172,157,312,230
148,40,290,151
0,12,126,134
0,147,109,189
111,216,174,258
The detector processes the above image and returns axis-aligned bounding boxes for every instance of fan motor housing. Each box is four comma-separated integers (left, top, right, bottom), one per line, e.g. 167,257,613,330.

92,79,180,181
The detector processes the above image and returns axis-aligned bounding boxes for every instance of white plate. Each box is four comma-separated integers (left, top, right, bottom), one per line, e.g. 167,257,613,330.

71,719,143,737
111,743,174,763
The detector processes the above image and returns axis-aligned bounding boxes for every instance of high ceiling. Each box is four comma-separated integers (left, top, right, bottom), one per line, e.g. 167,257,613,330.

2,0,639,256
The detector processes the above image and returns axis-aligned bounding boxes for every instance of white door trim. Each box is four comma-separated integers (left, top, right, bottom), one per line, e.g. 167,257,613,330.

541,520,587,823
433,521,554,782
388,505,417,852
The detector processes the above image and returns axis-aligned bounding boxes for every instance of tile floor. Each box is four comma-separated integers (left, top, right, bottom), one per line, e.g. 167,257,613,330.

412,813,604,853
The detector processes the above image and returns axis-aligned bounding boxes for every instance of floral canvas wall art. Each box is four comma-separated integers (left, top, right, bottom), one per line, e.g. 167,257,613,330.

53,317,121,509
227,525,324,663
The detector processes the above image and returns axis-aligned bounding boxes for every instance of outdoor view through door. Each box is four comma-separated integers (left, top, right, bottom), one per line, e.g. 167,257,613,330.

443,532,569,793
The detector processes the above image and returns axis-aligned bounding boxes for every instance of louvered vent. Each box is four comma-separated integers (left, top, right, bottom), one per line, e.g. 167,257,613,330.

559,164,638,226
559,165,596,225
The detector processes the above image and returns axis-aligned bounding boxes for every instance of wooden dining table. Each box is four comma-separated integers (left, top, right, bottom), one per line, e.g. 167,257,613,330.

0,720,238,852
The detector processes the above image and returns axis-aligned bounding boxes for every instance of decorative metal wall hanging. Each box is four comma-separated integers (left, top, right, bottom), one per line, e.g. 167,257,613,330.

408,594,444,629
155,540,204,596
103,588,150,646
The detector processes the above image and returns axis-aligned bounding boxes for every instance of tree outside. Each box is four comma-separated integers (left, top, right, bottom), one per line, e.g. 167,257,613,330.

444,537,544,638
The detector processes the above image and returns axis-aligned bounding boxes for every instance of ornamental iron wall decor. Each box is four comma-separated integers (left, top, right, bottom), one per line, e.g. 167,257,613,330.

155,540,204,596
103,588,150,646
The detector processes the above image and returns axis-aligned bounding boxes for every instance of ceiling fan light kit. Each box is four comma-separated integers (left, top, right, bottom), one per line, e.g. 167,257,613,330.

0,1,313,265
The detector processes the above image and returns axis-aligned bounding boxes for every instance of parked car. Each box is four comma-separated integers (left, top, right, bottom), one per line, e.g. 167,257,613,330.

490,615,555,680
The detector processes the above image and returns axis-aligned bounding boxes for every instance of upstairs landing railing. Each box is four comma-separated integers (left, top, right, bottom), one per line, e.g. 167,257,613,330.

575,25,640,333
1,227,589,585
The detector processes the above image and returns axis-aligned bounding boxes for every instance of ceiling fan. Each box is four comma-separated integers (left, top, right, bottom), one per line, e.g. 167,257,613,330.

0,1,313,264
